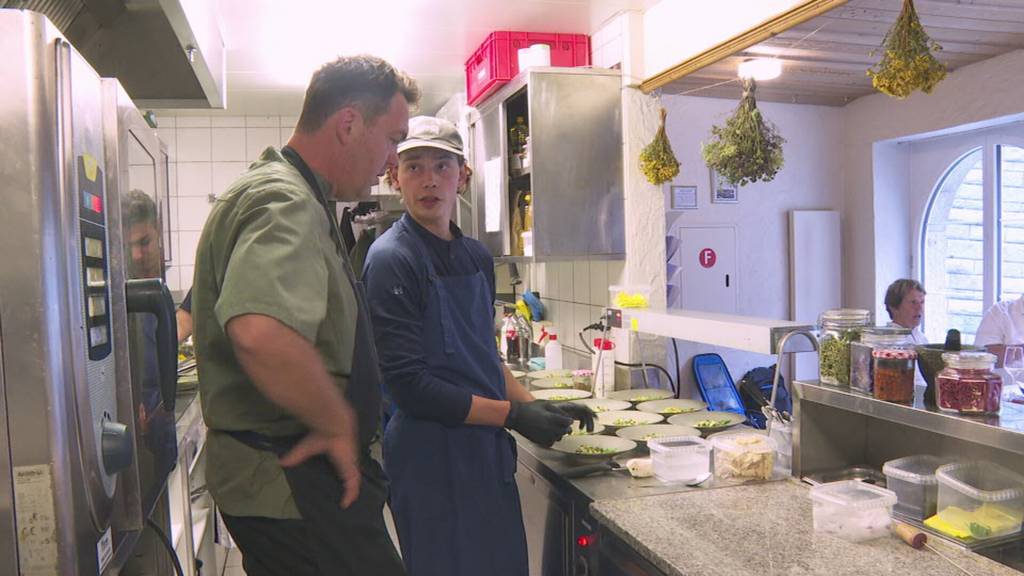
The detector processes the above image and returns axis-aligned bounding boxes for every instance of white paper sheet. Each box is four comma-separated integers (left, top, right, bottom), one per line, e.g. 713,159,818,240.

484,158,502,233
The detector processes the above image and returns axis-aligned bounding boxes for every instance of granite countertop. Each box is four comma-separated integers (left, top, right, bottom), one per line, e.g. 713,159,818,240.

591,480,1021,576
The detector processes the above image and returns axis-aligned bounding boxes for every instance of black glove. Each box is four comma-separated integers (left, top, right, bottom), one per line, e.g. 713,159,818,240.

505,401,573,447
551,401,595,433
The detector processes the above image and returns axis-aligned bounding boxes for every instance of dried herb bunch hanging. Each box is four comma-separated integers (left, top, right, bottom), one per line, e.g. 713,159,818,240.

640,108,680,185
867,0,946,98
701,79,785,187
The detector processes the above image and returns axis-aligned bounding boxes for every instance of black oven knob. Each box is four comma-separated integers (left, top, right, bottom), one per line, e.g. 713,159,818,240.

574,555,589,576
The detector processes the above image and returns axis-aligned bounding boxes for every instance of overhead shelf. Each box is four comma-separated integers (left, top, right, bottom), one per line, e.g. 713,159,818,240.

612,307,815,355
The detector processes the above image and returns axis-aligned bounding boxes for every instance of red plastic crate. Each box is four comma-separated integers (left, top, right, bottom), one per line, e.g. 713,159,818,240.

465,31,591,106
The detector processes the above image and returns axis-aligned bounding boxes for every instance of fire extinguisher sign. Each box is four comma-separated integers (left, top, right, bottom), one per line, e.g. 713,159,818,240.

699,248,717,269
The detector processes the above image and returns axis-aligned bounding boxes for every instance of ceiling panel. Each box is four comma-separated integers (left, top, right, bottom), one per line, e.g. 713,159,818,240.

210,0,638,114
658,0,1024,107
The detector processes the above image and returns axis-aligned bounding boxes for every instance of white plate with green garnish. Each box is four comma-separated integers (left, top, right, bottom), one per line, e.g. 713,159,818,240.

570,399,631,414
606,388,674,404
564,422,606,437
550,435,637,459
527,369,574,380
532,389,592,402
635,399,706,416
596,410,663,431
615,424,700,447
531,377,576,389
667,411,746,435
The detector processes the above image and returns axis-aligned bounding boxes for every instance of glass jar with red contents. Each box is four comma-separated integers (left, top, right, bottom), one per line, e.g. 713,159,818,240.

935,352,1002,415
872,346,916,403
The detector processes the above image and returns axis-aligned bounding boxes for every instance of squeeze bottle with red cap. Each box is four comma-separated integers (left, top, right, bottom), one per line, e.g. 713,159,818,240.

592,338,615,398
544,328,563,371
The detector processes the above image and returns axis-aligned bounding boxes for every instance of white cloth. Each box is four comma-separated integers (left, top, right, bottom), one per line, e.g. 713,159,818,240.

886,322,927,345
973,297,1024,347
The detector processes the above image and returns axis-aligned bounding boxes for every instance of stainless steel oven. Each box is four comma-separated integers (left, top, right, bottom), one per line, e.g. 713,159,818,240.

0,10,177,574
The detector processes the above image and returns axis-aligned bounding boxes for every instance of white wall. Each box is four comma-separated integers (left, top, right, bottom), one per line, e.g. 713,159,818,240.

658,94,844,395
154,114,298,293
642,0,804,80
842,49,1024,314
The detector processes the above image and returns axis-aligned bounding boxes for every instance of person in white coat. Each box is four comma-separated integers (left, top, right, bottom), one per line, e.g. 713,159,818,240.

974,295,1024,366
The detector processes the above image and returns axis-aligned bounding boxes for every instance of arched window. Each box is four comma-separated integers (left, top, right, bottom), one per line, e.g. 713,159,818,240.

921,140,1024,344
922,148,983,343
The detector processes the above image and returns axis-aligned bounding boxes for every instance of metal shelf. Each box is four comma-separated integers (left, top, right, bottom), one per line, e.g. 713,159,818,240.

794,380,1024,457
614,307,814,355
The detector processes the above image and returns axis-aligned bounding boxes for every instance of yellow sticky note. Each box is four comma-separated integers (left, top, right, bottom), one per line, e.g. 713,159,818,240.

630,318,639,332
82,154,99,182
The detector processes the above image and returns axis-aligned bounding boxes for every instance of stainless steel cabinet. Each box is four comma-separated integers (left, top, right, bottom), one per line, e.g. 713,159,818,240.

469,68,624,260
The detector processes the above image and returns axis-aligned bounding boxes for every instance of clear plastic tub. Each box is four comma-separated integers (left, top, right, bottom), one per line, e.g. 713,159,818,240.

932,462,1024,540
648,436,709,483
609,284,652,309
809,480,897,542
882,455,949,520
709,430,776,481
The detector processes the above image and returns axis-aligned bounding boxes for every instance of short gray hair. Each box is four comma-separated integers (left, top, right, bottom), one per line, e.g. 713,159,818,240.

884,279,925,320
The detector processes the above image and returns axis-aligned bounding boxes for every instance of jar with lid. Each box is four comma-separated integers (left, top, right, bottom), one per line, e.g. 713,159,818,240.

818,309,872,387
872,345,916,403
935,352,1002,414
849,326,911,395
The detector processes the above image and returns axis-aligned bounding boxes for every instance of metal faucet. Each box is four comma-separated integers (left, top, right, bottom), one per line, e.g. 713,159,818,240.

766,329,819,430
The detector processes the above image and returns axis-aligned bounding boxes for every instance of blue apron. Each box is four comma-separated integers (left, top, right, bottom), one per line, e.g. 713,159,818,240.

383,219,528,576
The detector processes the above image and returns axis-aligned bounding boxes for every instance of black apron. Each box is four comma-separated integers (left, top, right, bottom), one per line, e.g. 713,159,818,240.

227,146,402,576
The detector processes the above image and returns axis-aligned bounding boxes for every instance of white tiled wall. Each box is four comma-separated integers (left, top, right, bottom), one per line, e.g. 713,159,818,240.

155,114,298,292
508,260,625,359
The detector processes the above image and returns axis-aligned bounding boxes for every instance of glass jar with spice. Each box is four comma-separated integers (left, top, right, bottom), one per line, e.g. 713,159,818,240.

818,309,872,387
936,352,1002,415
850,326,912,395
873,346,916,403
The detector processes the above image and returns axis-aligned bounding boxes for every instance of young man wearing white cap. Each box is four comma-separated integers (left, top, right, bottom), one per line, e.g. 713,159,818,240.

363,116,593,575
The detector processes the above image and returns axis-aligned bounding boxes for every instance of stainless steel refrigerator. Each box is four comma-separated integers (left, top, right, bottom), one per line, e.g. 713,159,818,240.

0,9,178,575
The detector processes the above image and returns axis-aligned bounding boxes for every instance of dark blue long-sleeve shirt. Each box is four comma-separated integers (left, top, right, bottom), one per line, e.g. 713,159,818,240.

363,214,496,426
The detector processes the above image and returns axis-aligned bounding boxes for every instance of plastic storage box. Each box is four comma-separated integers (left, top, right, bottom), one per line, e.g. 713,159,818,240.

648,435,709,483
709,430,776,481
932,462,1024,540
882,455,949,520
465,31,591,106
809,480,897,542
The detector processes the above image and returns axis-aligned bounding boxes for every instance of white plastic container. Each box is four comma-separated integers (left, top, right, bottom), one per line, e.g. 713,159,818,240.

521,231,533,257
809,480,897,542
544,328,563,370
592,338,615,398
882,455,949,520
934,461,1024,540
517,43,551,69
709,430,776,481
648,436,710,483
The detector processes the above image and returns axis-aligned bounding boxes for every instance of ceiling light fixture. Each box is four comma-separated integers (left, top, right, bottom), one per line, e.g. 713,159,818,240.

738,58,782,81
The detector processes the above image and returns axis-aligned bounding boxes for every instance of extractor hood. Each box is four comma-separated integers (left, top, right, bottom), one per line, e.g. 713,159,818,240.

2,0,226,108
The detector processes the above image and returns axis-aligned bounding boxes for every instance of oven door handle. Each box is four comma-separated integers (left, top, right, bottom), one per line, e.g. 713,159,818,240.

126,278,178,411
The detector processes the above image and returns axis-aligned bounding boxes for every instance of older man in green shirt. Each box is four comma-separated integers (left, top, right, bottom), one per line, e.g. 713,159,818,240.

191,55,416,576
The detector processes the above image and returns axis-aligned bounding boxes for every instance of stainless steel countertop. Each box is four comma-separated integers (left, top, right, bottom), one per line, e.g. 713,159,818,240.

513,429,779,505
795,380,1024,456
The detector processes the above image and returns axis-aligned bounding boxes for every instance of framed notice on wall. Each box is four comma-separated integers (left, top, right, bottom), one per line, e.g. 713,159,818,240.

668,185,698,211
710,169,738,204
